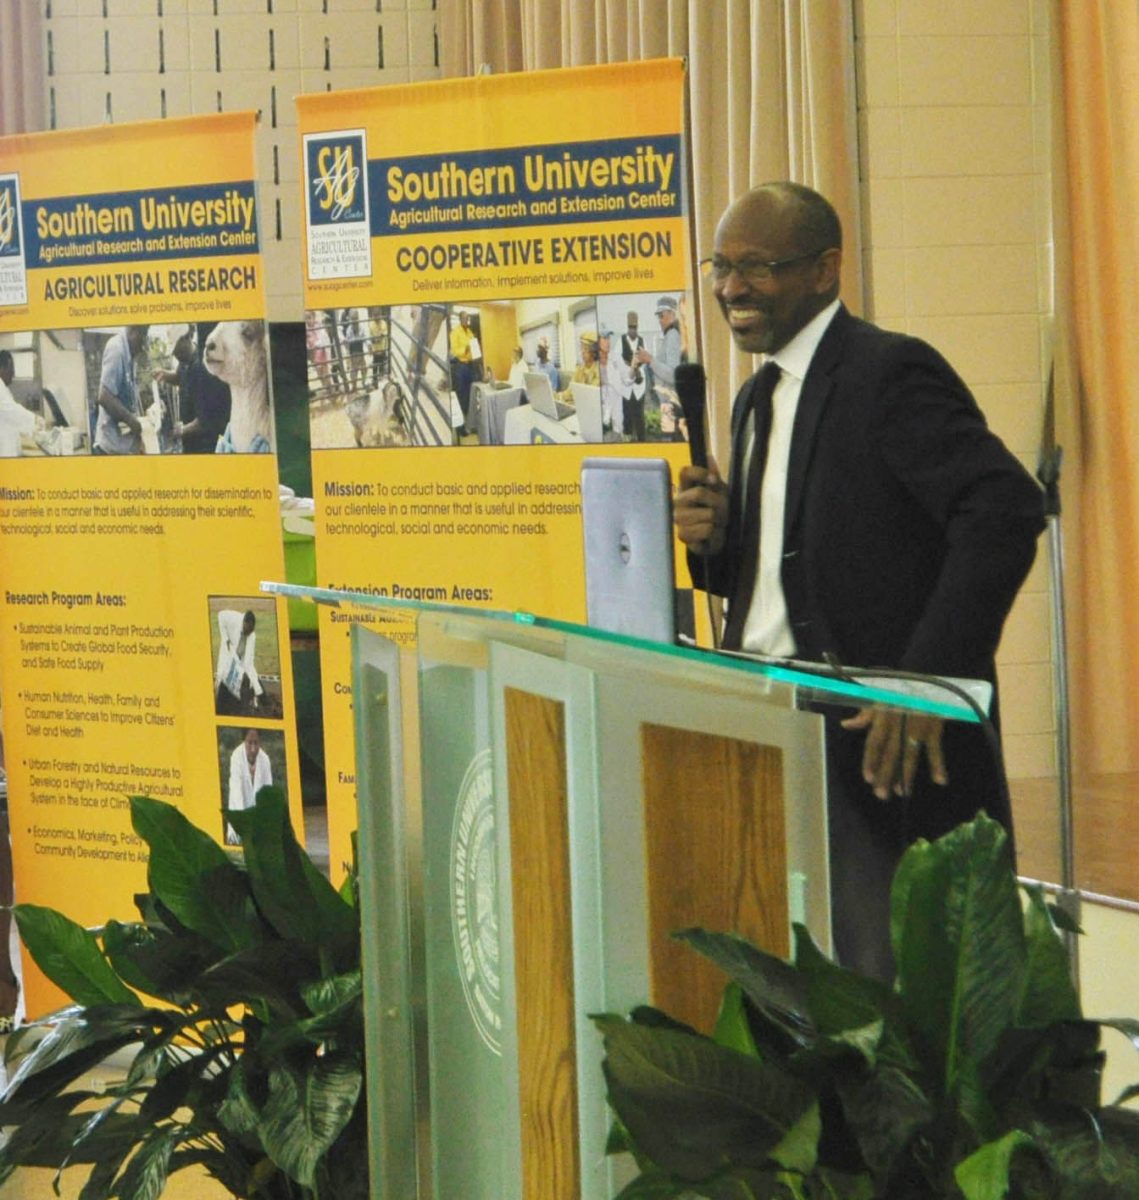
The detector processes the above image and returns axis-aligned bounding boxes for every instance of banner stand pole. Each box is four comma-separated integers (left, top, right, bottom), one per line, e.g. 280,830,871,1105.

1037,438,1078,987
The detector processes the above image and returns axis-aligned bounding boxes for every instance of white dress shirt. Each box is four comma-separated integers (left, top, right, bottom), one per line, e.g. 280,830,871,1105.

739,299,841,656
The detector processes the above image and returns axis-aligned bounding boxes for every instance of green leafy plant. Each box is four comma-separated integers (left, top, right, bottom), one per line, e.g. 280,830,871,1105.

0,790,367,1200
594,814,1139,1200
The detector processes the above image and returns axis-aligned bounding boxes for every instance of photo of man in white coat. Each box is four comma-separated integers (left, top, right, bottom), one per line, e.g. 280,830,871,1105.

214,608,264,716
225,728,272,844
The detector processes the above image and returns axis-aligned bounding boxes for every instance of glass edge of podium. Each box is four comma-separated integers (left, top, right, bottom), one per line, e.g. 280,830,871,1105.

263,580,988,724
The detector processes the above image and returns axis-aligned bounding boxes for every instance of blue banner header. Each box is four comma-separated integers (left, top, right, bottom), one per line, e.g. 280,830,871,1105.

23,180,259,269
369,134,683,237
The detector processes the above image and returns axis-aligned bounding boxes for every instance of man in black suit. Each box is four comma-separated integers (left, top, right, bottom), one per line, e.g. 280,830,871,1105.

619,311,647,440
675,182,1045,978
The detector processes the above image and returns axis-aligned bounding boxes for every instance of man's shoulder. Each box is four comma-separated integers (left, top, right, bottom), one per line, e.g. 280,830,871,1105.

821,309,962,388
832,308,945,361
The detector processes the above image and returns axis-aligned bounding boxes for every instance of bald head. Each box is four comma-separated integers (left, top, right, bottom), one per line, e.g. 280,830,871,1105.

742,182,839,244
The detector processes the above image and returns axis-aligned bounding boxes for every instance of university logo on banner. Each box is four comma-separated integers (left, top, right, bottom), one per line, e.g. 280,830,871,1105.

303,129,371,280
0,174,29,307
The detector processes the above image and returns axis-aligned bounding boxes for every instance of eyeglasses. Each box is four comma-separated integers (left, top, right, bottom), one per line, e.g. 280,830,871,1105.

699,250,827,285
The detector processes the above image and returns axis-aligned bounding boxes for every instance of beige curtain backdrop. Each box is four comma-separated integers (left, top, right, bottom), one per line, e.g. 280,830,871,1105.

439,0,861,464
0,1,45,136
1055,2,1139,780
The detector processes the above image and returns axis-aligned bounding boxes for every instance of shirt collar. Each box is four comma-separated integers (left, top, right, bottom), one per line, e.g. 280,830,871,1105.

765,298,841,382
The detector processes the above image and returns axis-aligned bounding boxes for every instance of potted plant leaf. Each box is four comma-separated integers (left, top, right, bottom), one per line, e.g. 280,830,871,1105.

594,813,1139,1199
0,789,368,1200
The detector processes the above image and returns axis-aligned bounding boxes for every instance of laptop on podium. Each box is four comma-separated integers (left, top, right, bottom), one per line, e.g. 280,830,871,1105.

581,457,677,643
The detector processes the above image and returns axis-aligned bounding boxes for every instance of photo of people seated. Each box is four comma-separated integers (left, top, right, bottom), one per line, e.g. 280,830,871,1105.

433,291,692,447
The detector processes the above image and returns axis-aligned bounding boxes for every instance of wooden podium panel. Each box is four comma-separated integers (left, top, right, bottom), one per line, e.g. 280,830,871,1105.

503,687,580,1200
643,727,787,1031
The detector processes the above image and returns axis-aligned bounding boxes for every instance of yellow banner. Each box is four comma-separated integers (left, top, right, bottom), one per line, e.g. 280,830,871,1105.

1,112,265,330
297,60,695,878
0,113,299,1016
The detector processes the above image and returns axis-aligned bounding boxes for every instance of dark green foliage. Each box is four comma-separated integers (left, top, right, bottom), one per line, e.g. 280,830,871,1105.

0,790,367,1200
595,814,1139,1200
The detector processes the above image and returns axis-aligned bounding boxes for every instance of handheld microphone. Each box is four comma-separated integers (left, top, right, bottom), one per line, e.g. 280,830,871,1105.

674,360,719,648
674,362,708,469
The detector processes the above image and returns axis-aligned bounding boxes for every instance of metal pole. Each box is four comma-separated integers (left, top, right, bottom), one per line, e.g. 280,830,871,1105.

1037,444,1079,985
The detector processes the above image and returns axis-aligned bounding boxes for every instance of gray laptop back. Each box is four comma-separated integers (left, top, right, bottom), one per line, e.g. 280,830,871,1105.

523,370,562,420
570,382,604,442
581,457,676,643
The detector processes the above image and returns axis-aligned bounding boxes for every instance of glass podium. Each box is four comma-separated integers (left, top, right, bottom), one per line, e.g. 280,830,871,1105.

264,584,987,1200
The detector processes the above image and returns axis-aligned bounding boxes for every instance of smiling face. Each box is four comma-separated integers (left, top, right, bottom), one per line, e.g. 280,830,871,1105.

712,187,840,355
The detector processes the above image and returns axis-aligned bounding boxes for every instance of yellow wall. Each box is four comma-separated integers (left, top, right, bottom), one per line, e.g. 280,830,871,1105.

855,0,1054,784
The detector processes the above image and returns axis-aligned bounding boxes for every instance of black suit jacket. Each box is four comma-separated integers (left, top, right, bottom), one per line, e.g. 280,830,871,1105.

694,305,1045,841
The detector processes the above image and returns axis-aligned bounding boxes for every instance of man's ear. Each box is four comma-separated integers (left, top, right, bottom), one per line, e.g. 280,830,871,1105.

815,247,842,295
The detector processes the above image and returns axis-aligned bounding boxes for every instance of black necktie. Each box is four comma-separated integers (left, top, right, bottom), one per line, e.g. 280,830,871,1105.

722,360,782,650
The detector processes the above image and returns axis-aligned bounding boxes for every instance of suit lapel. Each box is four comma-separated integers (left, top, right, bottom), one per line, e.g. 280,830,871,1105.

783,306,848,538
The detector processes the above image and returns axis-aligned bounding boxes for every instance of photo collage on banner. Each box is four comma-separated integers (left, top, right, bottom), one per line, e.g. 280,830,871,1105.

296,60,696,876
0,113,301,1015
